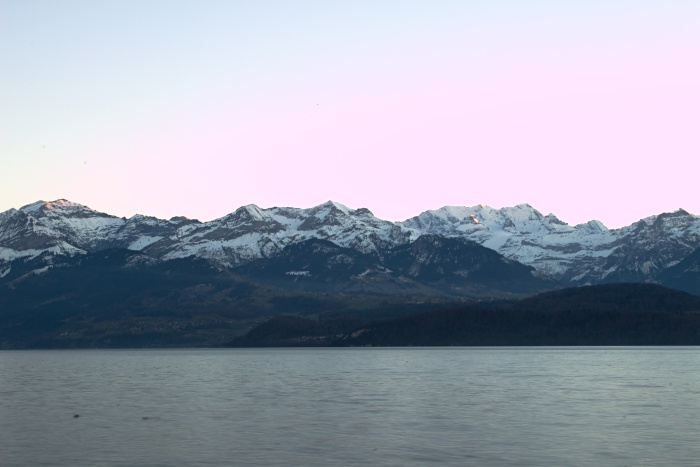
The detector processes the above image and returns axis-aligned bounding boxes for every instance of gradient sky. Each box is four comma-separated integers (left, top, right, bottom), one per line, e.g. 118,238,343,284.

2,0,699,228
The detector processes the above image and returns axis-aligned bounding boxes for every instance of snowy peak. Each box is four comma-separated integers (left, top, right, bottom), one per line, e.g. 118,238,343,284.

353,207,374,217
224,204,269,223
144,200,413,267
301,201,352,221
402,203,553,235
496,204,546,229
169,216,196,224
543,213,568,226
651,209,696,227
1,199,124,261
19,199,112,218
318,200,351,214
239,204,267,221
623,208,699,233
262,201,388,238
20,199,80,212
574,219,608,233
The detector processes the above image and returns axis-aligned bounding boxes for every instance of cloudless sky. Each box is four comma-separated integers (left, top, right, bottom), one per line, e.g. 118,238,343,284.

2,0,698,228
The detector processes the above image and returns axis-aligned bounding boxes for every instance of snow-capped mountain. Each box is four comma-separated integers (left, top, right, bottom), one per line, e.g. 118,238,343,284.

150,201,415,266
0,200,121,265
400,204,700,285
2,199,699,292
0,200,416,275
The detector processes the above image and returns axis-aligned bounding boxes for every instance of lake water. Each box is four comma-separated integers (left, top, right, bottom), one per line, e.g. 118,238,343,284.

1,347,699,466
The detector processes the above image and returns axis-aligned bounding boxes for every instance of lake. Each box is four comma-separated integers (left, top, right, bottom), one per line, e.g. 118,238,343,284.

1,347,699,466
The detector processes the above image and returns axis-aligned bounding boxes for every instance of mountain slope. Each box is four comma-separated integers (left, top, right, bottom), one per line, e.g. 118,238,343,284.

232,235,556,296
382,234,555,294
2,248,462,349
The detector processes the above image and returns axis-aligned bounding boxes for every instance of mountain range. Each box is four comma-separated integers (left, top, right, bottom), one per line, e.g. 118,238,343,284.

2,199,699,348
2,199,699,293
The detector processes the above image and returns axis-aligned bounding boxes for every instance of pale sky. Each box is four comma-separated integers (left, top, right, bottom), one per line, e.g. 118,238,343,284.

2,0,699,228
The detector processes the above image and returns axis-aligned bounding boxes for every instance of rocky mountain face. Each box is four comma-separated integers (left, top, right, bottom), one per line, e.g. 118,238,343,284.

2,199,700,295
233,235,556,296
381,235,553,294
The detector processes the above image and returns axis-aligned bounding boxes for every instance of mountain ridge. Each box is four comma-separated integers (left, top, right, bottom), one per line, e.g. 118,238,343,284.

2,199,699,293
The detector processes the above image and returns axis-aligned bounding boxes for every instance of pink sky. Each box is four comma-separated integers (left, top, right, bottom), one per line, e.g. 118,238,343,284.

2,1,699,227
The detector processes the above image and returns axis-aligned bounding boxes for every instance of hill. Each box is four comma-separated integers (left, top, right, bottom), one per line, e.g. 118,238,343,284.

234,284,700,347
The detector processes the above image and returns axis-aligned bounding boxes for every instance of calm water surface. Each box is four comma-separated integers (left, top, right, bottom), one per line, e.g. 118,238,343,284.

1,347,699,466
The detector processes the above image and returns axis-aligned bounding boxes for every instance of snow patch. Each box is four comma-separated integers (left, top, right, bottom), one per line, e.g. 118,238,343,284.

128,236,163,250
285,270,311,276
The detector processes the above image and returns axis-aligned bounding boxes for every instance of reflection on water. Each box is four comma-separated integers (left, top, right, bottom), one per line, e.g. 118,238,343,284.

1,347,699,466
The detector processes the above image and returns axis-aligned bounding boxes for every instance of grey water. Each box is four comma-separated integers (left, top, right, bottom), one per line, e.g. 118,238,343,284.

1,348,699,466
